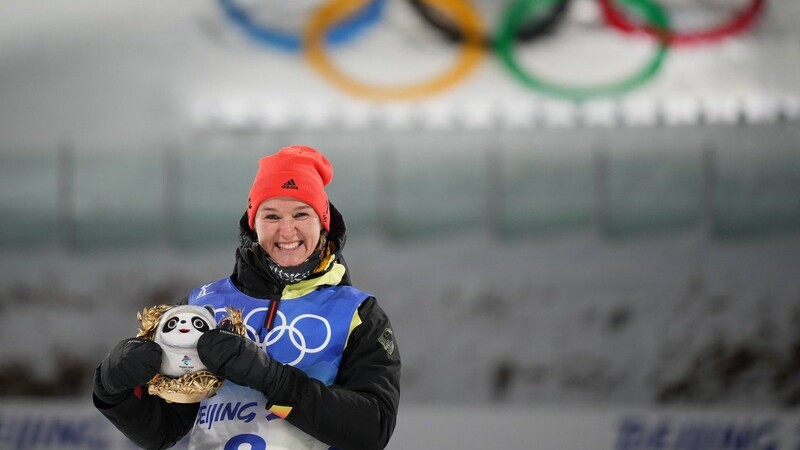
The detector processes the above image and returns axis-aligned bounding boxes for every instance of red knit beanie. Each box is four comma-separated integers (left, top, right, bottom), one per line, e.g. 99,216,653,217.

247,145,333,231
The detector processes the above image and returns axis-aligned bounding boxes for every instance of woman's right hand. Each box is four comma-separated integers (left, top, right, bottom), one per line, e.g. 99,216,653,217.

95,338,162,403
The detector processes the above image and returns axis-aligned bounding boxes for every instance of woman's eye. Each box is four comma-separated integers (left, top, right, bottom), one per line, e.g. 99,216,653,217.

264,214,280,221
294,213,308,219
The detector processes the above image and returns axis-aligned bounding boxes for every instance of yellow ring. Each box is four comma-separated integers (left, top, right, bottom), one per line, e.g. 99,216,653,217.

305,0,486,102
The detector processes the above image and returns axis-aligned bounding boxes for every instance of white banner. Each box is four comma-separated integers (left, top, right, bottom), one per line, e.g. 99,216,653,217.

1,401,798,450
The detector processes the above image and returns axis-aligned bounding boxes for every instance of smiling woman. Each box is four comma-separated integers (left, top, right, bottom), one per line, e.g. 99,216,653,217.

246,147,333,278
255,199,323,268
93,145,401,450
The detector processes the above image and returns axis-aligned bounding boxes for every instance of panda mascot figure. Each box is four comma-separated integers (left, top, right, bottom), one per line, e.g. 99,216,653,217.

153,305,217,378
137,303,243,403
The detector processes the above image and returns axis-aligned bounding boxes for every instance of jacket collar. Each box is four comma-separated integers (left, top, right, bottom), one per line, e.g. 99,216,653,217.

282,262,346,300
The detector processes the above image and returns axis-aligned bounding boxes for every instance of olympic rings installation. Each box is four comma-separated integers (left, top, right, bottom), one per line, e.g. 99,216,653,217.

216,0,768,101
496,0,670,102
599,0,766,46
406,0,573,48
218,0,388,52
305,0,486,102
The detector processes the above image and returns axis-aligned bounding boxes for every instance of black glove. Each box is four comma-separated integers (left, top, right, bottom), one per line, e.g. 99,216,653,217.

197,327,281,395
94,337,162,404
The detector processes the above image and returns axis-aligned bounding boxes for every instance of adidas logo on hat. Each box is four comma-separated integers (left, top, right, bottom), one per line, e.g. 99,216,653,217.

281,179,299,190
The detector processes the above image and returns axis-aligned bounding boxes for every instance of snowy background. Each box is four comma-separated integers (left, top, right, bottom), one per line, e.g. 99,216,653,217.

1,0,800,418
2,227,800,409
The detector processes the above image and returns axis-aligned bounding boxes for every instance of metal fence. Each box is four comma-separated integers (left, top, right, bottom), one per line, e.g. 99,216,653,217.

2,122,799,251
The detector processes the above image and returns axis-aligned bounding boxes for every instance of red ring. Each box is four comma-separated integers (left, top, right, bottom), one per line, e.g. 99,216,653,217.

599,0,766,46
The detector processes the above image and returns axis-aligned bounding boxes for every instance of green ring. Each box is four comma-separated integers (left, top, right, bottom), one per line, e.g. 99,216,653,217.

496,0,670,102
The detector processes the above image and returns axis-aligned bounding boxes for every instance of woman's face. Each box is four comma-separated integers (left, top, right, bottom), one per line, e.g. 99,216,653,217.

254,197,322,267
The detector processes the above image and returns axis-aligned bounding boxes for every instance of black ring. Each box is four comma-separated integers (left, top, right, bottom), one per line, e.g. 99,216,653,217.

406,0,572,48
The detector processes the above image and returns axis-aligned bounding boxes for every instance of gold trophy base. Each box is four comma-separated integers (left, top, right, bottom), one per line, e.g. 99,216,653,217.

147,371,224,404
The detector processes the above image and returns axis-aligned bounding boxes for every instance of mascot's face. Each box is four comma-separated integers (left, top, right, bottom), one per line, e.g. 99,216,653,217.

154,305,216,377
159,310,213,348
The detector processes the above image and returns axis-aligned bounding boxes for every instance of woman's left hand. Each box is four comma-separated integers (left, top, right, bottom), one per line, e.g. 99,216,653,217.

197,328,278,392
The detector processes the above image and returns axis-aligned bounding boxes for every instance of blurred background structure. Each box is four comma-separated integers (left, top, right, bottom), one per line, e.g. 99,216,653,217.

1,0,800,448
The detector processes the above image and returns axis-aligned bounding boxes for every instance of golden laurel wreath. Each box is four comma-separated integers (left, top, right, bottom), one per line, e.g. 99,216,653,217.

136,304,246,403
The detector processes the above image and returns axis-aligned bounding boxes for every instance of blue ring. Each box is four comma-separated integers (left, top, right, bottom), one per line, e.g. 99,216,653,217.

219,0,387,52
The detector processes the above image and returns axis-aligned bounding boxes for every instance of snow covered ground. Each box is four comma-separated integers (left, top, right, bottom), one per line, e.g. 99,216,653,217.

2,229,798,408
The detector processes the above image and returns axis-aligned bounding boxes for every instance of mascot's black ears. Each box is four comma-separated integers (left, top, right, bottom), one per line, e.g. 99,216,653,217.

203,305,215,318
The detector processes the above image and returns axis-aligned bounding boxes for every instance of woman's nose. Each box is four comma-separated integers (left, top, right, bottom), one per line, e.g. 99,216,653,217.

279,218,296,233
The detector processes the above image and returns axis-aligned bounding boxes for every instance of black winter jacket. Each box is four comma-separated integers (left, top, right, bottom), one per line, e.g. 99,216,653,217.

93,204,401,449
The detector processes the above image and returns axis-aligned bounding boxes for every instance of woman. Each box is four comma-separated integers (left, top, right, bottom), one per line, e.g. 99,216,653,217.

93,145,401,450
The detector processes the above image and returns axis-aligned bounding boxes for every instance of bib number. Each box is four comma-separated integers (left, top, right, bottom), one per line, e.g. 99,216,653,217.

225,433,267,450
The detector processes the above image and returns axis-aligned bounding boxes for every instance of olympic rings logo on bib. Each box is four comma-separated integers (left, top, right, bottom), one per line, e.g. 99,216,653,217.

229,307,333,367
265,312,332,366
